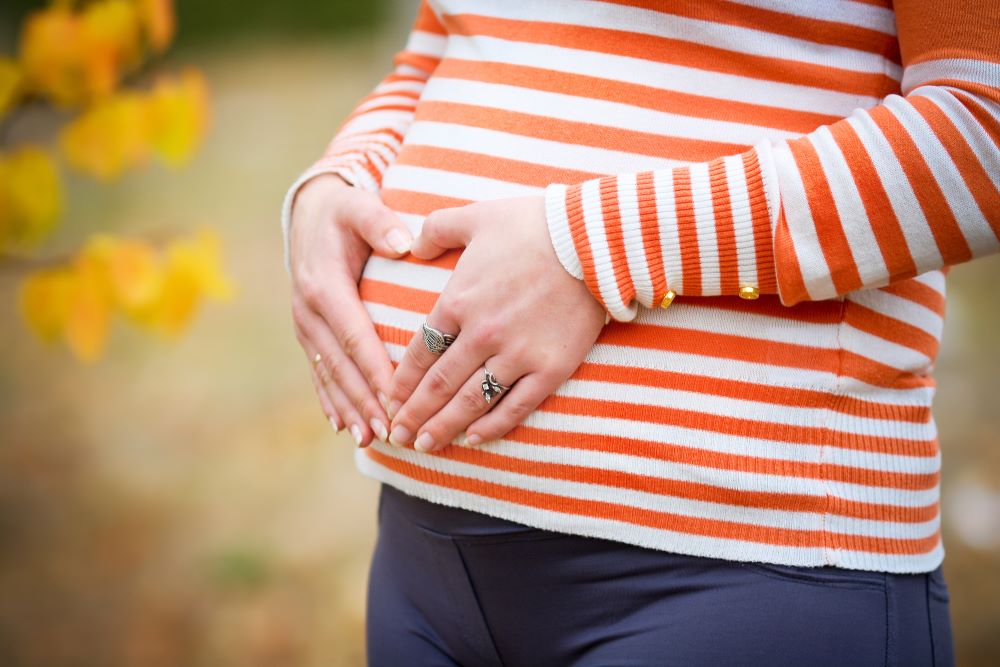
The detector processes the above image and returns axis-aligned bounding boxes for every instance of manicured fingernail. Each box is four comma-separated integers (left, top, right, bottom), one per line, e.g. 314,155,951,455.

386,228,412,254
329,415,341,432
369,417,388,442
350,424,364,447
377,391,389,413
388,424,411,447
467,433,482,446
414,432,434,452
388,400,402,421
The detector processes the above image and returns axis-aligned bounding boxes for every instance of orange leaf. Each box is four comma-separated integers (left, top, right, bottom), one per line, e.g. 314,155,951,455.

60,92,152,180
138,0,176,53
0,145,63,250
19,6,89,106
63,254,113,363
0,57,22,118
18,266,74,343
147,68,211,168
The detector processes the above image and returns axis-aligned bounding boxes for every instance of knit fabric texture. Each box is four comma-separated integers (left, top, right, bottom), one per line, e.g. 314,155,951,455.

280,0,1000,572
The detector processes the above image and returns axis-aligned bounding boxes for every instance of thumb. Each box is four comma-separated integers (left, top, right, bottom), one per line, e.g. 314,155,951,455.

351,200,414,257
410,208,470,260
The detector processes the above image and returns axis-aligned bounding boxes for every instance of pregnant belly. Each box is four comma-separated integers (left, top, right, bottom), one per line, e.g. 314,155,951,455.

358,250,459,356
356,138,547,358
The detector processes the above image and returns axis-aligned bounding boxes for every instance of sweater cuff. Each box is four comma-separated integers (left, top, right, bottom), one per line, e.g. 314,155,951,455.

541,143,779,320
279,160,376,276
543,180,639,322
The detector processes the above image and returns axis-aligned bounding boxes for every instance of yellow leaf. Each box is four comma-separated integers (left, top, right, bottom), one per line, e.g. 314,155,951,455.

19,2,143,107
18,7,89,106
137,258,198,337
132,227,233,336
0,146,63,250
63,253,113,363
80,0,143,91
0,57,23,119
60,92,151,180
18,266,74,343
147,68,210,168
138,0,176,53
173,226,234,301
101,235,165,311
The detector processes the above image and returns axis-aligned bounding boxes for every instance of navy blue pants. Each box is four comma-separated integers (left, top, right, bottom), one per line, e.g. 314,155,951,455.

367,483,955,666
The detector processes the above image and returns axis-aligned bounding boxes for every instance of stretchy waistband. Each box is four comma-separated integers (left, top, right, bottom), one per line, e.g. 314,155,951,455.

379,482,545,537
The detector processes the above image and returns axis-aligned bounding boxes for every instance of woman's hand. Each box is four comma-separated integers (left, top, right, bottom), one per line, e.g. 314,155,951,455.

288,173,413,447
384,195,607,453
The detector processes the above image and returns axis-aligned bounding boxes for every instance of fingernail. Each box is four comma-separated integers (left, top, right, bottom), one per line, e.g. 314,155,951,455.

414,432,434,452
388,399,402,421
386,228,412,254
329,415,341,432
377,391,389,413
369,417,388,442
350,424,364,447
467,433,482,446
388,424,411,447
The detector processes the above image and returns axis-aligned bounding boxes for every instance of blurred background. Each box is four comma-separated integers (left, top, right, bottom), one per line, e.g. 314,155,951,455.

0,1,997,665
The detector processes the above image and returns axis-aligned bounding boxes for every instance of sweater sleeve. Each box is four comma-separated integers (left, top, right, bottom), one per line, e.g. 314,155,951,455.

542,0,1000,321
280,0,447,274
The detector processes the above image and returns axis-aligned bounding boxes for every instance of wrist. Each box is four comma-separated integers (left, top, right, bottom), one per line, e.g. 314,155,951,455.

293,172,353,212
281,167,356,276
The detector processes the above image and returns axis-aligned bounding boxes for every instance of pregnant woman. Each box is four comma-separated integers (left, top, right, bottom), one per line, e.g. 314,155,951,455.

282,1,997,664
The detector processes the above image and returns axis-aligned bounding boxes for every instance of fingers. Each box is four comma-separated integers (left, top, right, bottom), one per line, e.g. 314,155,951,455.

309,361,342,431
347,194,414,258
302,328,370,444
385,305,462,425
294,307,387,447
303,271,395,414
410,207,473,260
386,313,486,448
464,372,556,445
412,357,526,453
313,360,369,445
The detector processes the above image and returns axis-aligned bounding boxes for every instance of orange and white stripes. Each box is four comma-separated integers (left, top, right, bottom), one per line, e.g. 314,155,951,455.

545,45,1000,319
280,0,447,272
280,0,998,573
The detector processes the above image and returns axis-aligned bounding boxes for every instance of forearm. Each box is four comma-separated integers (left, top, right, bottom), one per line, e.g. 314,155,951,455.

543,0,1000,321
280,0,447,274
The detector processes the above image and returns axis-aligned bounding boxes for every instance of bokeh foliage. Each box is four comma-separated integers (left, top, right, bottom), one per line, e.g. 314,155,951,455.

1,0,233,364
1,0,391,51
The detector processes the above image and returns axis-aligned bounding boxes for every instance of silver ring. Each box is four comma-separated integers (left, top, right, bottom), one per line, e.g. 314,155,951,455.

481,367,509,405
422,322,457,354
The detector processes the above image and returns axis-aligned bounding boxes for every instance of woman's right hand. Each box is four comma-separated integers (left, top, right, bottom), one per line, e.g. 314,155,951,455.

288,172,413,447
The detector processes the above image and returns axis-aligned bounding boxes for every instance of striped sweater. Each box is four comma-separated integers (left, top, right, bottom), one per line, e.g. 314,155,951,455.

281,0,1000,572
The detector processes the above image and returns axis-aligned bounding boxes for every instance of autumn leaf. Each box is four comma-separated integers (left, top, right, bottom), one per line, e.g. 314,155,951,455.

133,227,233,337
138,0,176,53
18,6,89,107
147,68,211,168
0,146,63,250
18,266,74,343
63,251,114,363
84,234,164,311
172,226,234,302
19,1,143,107
60,91,152,180
80,0,143,92
0,57,22,119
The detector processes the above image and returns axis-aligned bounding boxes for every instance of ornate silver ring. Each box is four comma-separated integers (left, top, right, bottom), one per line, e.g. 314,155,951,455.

481,367,510,405
422,322,457,354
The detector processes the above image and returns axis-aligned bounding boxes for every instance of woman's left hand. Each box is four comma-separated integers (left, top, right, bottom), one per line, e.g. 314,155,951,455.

384,195,607,453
